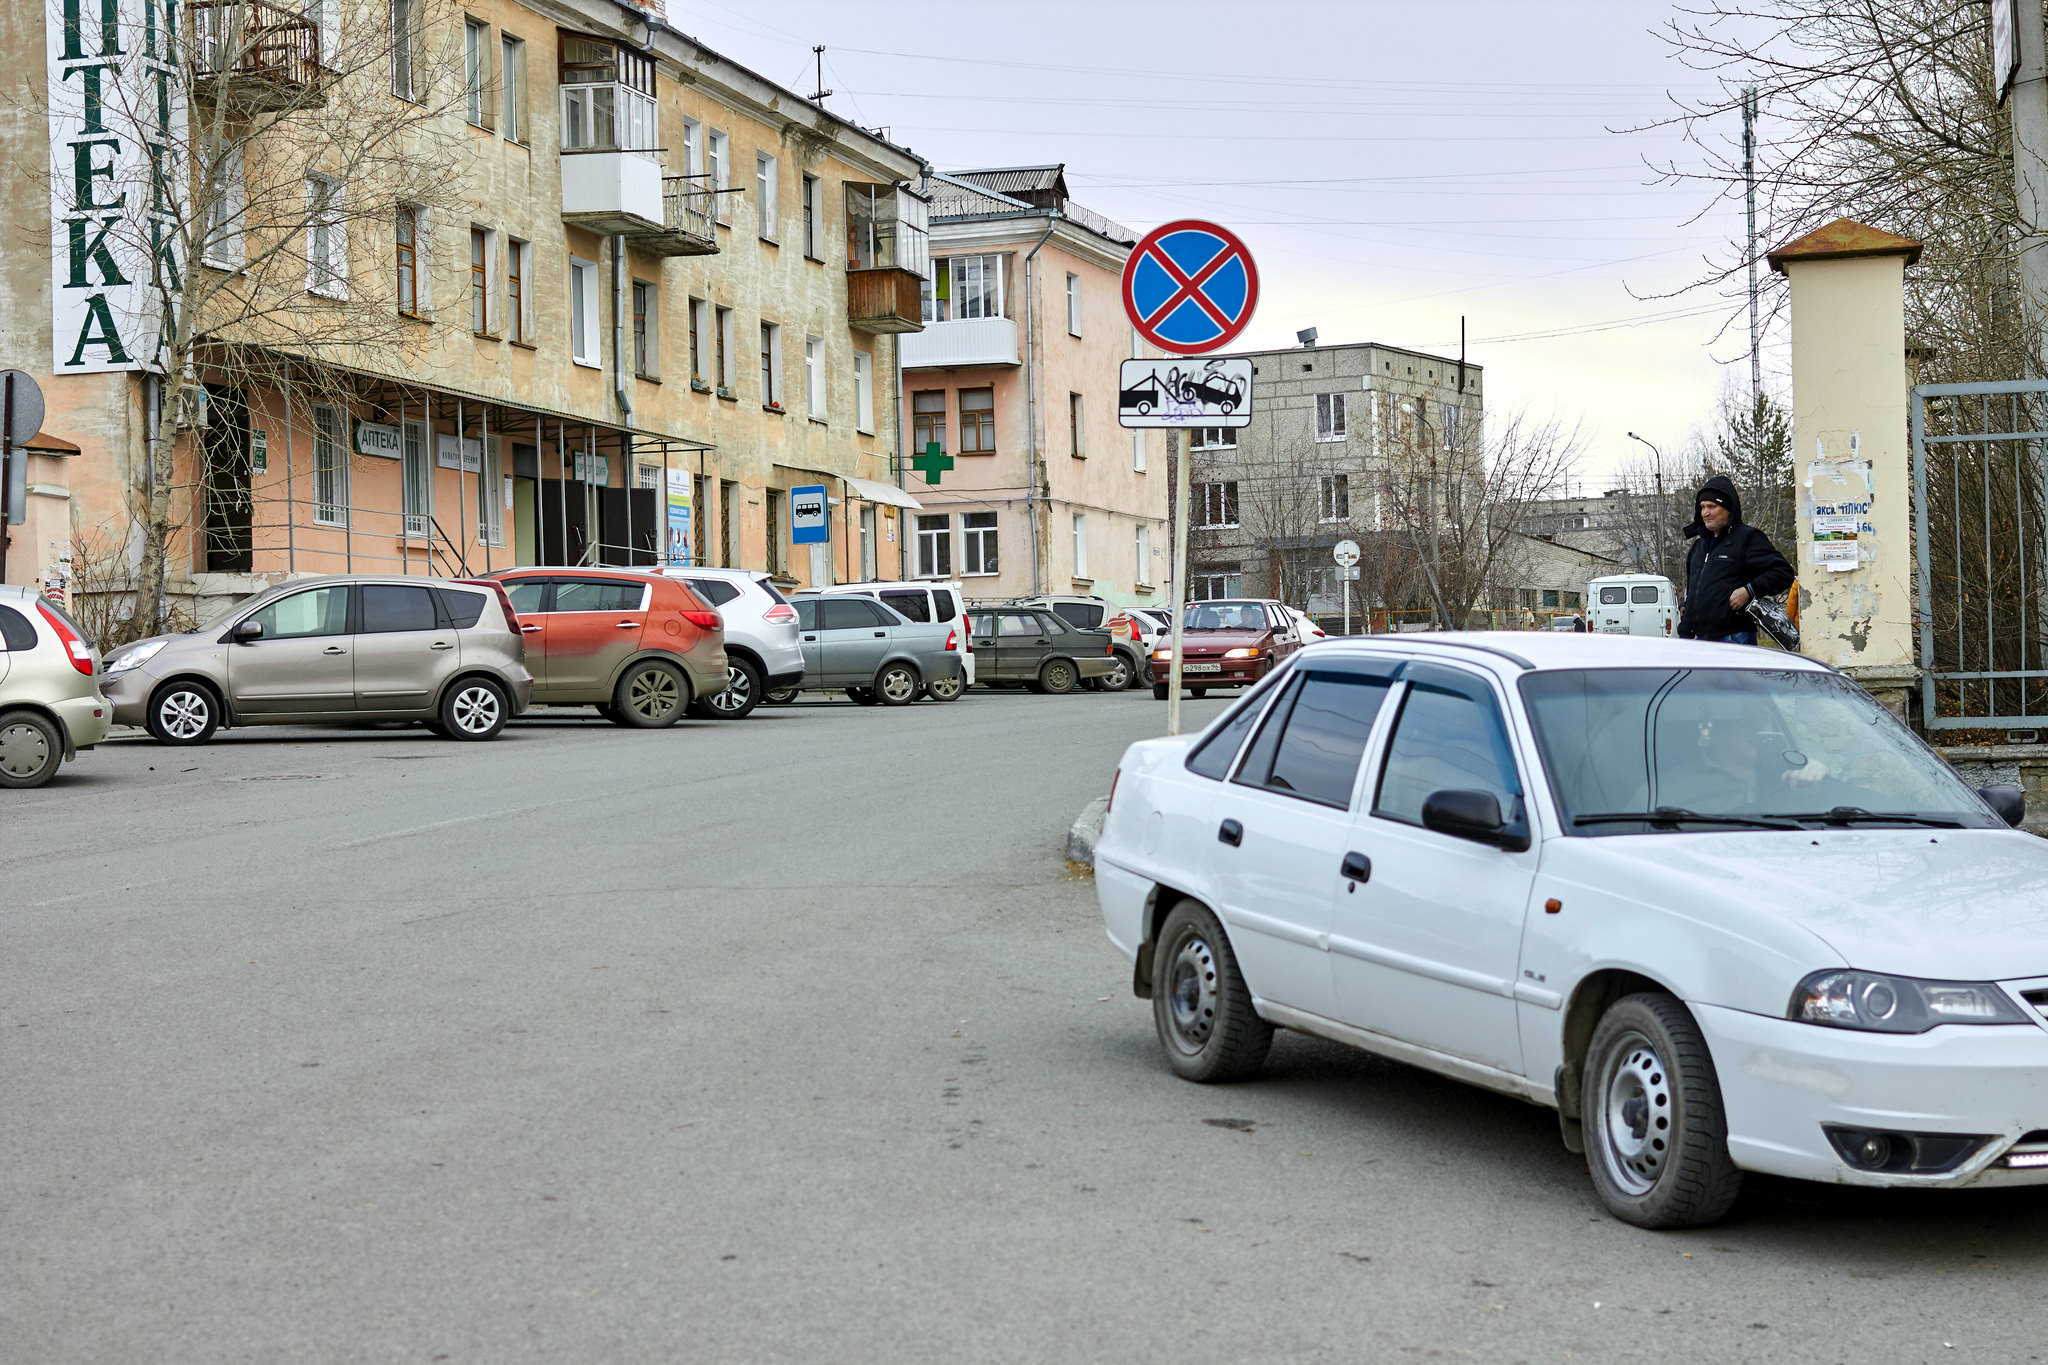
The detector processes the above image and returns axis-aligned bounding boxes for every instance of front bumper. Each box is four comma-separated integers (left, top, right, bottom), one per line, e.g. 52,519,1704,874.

1699,1001,2048,1187
99,666,155,727
1153,657,1266,685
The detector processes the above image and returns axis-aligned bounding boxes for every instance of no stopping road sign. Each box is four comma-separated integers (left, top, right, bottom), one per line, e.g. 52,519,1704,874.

1121,220,1259,355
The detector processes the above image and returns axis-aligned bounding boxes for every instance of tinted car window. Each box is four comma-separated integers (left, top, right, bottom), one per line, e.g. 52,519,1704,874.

1186,682,1285,781
795,598,818,630
503,580,548,614
1631,586,1660,604
440,588,488,628
1599,587,1626,605
687,577,740,607
249,586,348,640
755,577,790,605
1376,680,1521,824
556,581,645,613
998,612,1042,638
1040,613,1070,635
0,605,37,651
821,598,884,630
1247,673,1392,807
1052,602,1101,628
932,592,957,623
880,590,931,623
360,584,439,633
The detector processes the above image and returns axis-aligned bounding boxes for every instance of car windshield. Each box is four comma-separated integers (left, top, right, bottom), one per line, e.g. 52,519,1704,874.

1186,603,1265,632
1520,667,2000,832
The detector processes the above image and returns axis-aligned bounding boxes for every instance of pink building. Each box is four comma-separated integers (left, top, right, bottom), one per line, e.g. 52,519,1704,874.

896,167,1167,606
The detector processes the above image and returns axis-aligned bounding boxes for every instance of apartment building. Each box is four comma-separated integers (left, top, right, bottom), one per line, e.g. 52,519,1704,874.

1185,339,1483,612
894,166,1168,605
6,0,930,616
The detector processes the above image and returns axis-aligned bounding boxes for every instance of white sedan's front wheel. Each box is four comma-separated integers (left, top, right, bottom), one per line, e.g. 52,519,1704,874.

1582,993,1742,1228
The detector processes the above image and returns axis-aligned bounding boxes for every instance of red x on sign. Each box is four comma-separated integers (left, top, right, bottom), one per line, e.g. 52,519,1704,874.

1121,220,1259,355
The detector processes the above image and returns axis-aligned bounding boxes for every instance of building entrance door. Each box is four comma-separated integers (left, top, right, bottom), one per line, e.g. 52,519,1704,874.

201,386,252,572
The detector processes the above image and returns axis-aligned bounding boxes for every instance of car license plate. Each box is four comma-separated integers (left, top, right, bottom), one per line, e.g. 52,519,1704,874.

1183,662,1223,674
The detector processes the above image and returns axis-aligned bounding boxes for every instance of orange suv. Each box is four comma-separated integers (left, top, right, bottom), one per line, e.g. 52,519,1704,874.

485,568,725,727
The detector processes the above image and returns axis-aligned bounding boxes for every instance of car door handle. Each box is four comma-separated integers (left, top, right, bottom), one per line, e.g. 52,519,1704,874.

521,624,541,633
430,641,453,650
873,631,886,638
615,621,638,629
1340,851,1371,883
322,646,347,655
1218,818,1243,847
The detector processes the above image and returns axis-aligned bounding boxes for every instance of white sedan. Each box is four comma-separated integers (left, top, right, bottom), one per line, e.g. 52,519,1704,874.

1094,632,2047,1228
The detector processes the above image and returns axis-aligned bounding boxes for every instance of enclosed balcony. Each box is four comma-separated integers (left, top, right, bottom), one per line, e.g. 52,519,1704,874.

899,317,1021,368
189,0,323,112
845,182,929,335
621,176,719,257
558,35,667,236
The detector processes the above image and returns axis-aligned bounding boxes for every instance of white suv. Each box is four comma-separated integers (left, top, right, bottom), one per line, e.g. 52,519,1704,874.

812,581,974,696
649,567,804,719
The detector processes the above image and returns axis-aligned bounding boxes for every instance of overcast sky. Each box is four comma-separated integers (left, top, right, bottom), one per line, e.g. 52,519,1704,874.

678,0,1768,488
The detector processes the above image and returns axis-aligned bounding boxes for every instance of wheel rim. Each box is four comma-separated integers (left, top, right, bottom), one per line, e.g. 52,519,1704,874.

0,721,51,778
1104,658,1129,689
1163,928,1219,1056
1047,663,1073,690
1596,1030,1673,1197
628,666,682,720
880,668,917,703
927,673,963,699
450,685,501,734
710,663,754,714
159,690,209,739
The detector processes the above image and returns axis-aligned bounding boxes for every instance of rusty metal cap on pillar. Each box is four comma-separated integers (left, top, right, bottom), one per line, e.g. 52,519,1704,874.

1767,219,1923,274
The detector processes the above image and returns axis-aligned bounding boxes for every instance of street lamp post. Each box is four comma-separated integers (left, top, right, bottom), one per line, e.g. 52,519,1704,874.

1626,431,1669,577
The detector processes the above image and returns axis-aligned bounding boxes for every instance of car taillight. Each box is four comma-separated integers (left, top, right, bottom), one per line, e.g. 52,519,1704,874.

682,610,722,630
945,628,958,652
488,583,521,634
37,600,94,675
1107,638,1115,656
762,603,799,625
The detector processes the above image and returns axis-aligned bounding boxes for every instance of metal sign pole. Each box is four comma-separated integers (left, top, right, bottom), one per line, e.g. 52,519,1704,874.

1,372,14,585
1343,576,1351,637
1168,424,1190,736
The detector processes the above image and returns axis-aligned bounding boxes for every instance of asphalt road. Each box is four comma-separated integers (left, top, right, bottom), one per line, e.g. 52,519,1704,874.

5,689,2048,1363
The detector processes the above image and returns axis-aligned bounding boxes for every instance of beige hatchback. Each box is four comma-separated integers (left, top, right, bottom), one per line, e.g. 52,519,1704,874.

0,584,110,788
100,575,534,744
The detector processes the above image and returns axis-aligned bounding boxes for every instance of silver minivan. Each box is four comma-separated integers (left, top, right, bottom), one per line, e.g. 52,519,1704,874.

100,575,534,743
812,580,975,697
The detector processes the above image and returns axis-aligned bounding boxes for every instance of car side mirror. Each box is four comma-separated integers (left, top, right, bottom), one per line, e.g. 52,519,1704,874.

1421,788,1529,851
1980,783,2025,828
231,618,263,643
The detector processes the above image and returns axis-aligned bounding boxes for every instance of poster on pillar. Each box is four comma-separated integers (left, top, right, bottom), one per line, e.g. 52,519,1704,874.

665,468,692,565
1805,447,1873,574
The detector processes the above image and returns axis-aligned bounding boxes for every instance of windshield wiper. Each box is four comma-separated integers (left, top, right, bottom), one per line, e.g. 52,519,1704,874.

1762,806,1971,829
1573,806,1804,831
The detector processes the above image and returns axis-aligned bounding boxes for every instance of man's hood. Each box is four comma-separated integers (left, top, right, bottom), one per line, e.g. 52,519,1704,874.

1683,474,1744,540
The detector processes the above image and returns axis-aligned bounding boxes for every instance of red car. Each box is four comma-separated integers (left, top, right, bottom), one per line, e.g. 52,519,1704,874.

484,568,725,727
1149,598,1302,699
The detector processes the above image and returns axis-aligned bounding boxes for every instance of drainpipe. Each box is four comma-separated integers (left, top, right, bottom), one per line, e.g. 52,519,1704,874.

612,233,633,429
1021,217,1057,596
894,334,908,579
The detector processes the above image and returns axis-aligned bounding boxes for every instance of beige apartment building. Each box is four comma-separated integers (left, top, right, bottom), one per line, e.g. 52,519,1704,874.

894,167,1168,606
5,0,932,618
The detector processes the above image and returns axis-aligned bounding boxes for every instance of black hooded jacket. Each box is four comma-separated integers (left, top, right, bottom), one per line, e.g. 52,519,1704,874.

1678,475,1792,639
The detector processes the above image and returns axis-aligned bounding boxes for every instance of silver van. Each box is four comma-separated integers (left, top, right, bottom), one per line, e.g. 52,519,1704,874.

781,594,965,705
812,580,974,697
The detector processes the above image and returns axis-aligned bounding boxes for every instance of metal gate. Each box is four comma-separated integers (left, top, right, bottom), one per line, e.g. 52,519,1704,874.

1912,379,2048,730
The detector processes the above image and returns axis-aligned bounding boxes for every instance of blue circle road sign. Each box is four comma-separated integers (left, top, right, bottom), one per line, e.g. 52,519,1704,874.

1121,219,1259,355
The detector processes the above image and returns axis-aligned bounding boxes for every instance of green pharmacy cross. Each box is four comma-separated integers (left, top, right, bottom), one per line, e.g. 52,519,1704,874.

912,440,955,486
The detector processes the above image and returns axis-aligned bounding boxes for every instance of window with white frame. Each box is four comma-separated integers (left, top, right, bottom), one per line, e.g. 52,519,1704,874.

305,173,346,296
1134,523,1150,582
558,37,655,154
1069,392,1085,458
756,152,778,240
1072,513,1088,577
479,435,504,546
1065,271,1081,335
1196,481,1239,528
915,513,951,578
469,226,493,334
683,118,702,178
707,130,729,223
801,173,821,257
928,254,1001,322
1192,427,1236,451
853,350,874,432
1192,571,1243,600
506,237,528,342
391,0,419,99
804,335,824,417
715,306,734,387
463,19,490,127
1442,401,1463,450
200,144,244,269
499,34,526,142
313,405,347,525
1319,473,1350,522
689,297,708,382
1316,392,1347,442
760,322,782,406
401,419,428,535
632,280,657,376
962,511,998,575
569,256,598,365
1133,428,1145,473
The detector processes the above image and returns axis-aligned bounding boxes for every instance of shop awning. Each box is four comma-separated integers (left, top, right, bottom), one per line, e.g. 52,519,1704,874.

841,474,923,511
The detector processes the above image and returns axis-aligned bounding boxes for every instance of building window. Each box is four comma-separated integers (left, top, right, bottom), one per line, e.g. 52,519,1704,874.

756,152,777,241
391,0,418,99
1443,402,1463,450
927,254,1001,322
1316,392,1347,442
765,489,786,574
1192,427,1236,451
804,335,824,417
1192,571,1243,600
760,322,782,406
463,19,490,127
558,37,655,152
689,297,706,381
305,173,346,297
1065,271,1081,335
569,256,598,365
506,238,527,342
853,350,874,433
1320,474,1349,522
499,34,526,142
912,391,945,453
802,173,820,257
1196,481,1239,528
1135,523,1151,582
401,419,427,536
395,205,419,317
469,227,491,334
313,406,346,525
915,514,951,578
632,280,657,376
1069,392,1085,458
962,511,998,576
1072,513,1088,577
479,436,504,546
959,387,995,454
714,306,733,388
707,130,729,223
1133,429,1146,473
201,145,245,269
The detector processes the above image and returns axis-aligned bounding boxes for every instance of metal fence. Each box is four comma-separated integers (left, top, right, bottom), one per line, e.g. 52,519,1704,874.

1912,379,2048,730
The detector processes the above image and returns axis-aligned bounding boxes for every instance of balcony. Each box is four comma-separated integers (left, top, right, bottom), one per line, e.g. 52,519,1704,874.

189,0,322,112
621,176,719,257
561,150,664,235
847,267,924,335
899,316,1021,368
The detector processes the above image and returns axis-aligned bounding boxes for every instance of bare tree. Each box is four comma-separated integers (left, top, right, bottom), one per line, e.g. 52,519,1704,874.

1232,422,1353,608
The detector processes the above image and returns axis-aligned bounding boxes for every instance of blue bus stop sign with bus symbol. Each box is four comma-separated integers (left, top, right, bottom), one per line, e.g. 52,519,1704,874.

791,484,829,545
1121,220,1259,356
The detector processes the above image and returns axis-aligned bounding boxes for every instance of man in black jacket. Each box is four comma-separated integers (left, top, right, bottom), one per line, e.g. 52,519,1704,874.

1677,475,1793,644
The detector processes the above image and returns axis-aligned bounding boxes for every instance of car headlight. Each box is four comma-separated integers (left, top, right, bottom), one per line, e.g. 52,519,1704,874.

1223,647,1260,659
1789,970,2033,1033
104,640,167,676
1152,649,1172,660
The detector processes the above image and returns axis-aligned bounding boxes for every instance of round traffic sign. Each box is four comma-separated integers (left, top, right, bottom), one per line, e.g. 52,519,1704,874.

1333,539,1361,567
1,371,45,447
1121,220,1259,355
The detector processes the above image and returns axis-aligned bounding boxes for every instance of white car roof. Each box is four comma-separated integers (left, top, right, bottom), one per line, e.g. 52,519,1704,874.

1294,631,1831,675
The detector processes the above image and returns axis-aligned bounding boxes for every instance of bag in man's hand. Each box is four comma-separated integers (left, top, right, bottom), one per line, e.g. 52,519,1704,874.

1747,595,1800,651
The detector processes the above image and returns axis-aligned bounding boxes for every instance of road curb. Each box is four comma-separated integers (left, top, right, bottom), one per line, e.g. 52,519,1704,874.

1068,795,1108,866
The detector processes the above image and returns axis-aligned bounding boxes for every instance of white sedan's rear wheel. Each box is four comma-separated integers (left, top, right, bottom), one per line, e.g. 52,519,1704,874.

1150,900,1271,1083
